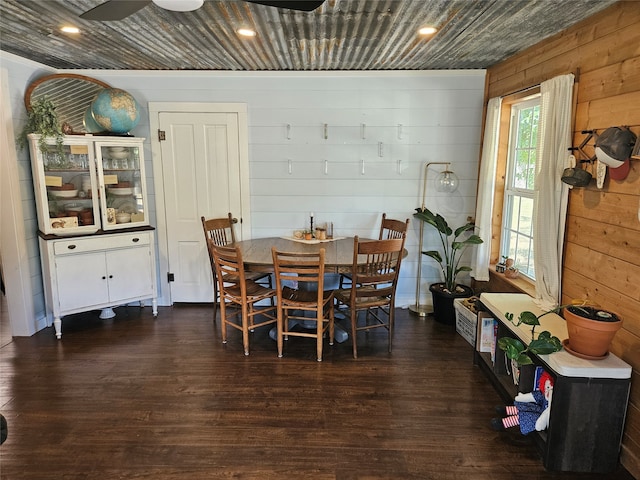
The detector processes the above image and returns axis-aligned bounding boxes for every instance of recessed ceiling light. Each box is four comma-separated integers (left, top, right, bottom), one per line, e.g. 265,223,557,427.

237,28,257,37
60,26,80,34
419,26,437,35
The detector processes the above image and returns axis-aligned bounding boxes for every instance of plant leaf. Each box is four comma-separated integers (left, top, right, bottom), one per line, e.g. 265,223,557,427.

423,251,442,264
519,311,540,326
454,223,475,237
517,354,534,365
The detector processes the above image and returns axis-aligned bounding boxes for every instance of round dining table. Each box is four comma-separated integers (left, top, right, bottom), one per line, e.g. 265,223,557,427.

233,236,358,273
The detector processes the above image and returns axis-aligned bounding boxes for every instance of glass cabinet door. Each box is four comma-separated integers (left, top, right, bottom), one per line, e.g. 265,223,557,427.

29,135,100,236
95,140,149,230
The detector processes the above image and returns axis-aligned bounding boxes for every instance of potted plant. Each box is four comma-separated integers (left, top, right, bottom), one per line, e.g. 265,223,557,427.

498,302,622,364
563,305,622,359
17,96,64,155
498,309,563,366
413,207,483,325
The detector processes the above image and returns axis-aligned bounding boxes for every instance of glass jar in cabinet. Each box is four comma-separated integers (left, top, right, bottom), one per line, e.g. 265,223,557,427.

28,134,100,236
94,139,149,230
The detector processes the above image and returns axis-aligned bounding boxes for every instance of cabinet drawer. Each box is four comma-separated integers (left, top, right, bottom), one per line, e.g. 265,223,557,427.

53,232,151,255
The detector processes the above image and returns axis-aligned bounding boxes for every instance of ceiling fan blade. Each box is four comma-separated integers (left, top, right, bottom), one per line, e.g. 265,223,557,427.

244,0,325,12
80,0,152,21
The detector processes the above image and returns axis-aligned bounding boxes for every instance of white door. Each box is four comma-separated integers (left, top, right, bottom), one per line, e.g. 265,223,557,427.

158,110,246,302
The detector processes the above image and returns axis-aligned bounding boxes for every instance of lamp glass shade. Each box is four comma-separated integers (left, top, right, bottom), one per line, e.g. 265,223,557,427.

435,170,459,193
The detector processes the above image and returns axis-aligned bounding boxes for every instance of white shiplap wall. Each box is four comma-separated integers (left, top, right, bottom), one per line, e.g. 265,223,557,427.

3,52,485,335
1,53,56,335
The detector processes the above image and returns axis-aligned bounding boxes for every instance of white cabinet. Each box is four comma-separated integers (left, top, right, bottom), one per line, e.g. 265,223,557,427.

39,230,158,338
28,134,158,338
28,134,150,236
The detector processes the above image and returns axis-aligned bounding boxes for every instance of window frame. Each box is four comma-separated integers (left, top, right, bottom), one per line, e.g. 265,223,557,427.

500,96,540,280
489,87,541,288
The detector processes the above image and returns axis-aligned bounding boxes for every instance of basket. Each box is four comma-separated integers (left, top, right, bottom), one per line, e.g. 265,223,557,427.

454,297,477,346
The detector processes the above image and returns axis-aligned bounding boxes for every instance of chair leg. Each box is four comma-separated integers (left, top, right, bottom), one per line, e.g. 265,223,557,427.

316,313,323,362
329,305,335,346
388,306,394,353
277,308,284,358
241,304,250,356
212,276,218,324
219,299,228,345
351,309,358,359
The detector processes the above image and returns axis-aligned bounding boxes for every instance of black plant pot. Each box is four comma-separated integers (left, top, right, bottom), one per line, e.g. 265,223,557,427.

429,283,474,325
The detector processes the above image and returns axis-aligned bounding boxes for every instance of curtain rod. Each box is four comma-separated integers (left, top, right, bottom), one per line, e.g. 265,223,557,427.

499,68,580,99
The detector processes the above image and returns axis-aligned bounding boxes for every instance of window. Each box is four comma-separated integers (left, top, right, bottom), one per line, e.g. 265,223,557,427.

501,96,540,280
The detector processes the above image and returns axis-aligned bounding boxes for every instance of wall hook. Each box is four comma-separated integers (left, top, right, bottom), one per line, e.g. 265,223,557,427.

286,123,291,140
323,123,328,140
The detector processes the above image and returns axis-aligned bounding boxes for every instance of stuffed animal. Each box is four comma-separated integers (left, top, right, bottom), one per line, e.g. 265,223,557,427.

491,370,554,434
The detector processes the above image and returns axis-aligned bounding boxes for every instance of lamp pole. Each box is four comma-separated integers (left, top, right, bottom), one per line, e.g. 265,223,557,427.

409,161,452,317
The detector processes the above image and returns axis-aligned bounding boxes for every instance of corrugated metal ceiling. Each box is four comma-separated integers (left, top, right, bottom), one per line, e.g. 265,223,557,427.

0,0,619,71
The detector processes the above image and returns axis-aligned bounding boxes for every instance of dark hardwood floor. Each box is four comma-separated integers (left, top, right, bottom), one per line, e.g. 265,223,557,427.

0,305,634,479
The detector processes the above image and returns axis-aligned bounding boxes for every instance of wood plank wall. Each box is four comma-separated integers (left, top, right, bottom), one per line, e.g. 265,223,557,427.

483,2,640,476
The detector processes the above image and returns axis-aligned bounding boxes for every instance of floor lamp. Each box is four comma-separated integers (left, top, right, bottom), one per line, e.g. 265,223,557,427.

409,162,459,316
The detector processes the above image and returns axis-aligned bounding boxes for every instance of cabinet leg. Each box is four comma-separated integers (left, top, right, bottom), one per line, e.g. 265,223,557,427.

53,317,62,339
152,299,158,318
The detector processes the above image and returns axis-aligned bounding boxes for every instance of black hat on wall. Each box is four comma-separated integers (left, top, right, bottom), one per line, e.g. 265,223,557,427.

595,126,637,181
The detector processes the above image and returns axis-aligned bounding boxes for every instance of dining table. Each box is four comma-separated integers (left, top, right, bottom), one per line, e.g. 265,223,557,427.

233,235,357,275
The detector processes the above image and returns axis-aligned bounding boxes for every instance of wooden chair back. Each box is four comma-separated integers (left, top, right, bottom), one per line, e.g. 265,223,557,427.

351,236,405,300
378,213,410,240
339,213,409,289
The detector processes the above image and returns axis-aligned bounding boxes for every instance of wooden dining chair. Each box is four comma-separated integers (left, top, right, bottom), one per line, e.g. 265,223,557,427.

334,234,406,358
211,243,277,356
201,214,272,323
339,213,409,289
271,247,335,362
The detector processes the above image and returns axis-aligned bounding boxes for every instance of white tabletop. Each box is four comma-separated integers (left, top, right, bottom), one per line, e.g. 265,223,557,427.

479,293,631,379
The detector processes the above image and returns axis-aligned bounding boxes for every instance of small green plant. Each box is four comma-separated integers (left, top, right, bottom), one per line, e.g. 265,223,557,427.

498,309,563,366
17,96,64,155
413,207,483,292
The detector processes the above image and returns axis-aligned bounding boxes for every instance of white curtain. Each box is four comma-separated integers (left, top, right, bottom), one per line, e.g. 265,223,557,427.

533,73,575,309
471,97,502,281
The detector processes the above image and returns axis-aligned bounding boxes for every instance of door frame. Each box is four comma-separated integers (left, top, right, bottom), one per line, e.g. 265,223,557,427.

1,68,37,337
148,102,251,306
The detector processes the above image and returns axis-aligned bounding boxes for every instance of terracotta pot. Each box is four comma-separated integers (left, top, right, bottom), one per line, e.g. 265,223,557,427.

563,306,622,359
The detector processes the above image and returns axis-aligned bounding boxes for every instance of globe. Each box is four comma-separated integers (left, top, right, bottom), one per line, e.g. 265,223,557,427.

83,106,103,133
91,88,140,134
